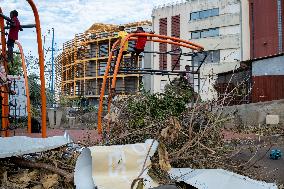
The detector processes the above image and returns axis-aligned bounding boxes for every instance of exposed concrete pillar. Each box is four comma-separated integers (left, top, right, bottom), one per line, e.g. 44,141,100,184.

56,110,63,128
68,117,76,128
47,108,55,128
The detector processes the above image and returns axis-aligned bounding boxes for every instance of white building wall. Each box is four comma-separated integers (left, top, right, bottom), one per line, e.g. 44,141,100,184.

8,76,27,117
151,0,245,100
220,25,240,35
241,0,250,61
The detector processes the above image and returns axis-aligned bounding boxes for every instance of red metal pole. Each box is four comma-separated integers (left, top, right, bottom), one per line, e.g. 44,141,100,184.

97,40,119,134
0,7,9,137
15,41,32,134
26,0,47,138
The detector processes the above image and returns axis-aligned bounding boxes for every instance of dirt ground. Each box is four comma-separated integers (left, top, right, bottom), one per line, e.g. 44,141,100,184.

231,135,284,186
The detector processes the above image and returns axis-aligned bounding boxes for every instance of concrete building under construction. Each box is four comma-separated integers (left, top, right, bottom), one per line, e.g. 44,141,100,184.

55,21,152,104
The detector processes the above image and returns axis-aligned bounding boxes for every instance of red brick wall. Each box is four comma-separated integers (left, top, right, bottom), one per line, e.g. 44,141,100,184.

249,0,280,58
159,18,167,70
171,15,180,70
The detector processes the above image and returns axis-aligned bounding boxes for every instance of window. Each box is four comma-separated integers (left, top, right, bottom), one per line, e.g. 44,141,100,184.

211,8,219,17
190,8,219,21
207,50,220,63
191,28,219,39
200,10,210,19
99,44,108,57
201,28,219,38
193,50,220,65
159,18,167,70
191,12,199,20
191,31,200,39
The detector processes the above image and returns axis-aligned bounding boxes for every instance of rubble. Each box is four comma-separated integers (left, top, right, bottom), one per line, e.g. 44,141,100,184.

0,143,82,189
73,139,279,189
1,78,283,189
104,78,284,187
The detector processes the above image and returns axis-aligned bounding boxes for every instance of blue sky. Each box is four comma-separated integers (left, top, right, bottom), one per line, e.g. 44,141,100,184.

0,0,178,59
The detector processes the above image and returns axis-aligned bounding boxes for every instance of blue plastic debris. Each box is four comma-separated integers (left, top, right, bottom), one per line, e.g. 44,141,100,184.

269,149,282,160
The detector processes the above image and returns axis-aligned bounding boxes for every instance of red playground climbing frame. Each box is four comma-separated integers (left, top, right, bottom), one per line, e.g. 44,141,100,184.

97,33,204,134
0,0,47,138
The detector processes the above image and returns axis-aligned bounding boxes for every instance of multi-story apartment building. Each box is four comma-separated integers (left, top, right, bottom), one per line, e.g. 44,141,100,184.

150,0,249,100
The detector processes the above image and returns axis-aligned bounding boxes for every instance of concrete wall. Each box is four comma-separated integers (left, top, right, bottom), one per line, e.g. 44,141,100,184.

188,14,240,31
191,34,240,51
221,99,284,128
151,0,242,100
143,42,153,92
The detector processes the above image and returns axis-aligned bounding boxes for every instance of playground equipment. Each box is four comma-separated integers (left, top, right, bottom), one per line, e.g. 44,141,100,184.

97,33,205,134
15,41,32,133
0,0,46,138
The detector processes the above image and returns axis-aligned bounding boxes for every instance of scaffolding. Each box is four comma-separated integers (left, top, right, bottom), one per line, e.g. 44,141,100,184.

55,21,152,103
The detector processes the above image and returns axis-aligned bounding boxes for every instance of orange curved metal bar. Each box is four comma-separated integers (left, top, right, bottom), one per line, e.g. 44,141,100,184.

97,40,119,134
27,0,47,138
111,33,204,92
154,33,204,50
129,37,202,50
129,34,204,51
133,33,204,50
15,41,32,134
151,39,200,50
0,7,9,137
97,33,204,134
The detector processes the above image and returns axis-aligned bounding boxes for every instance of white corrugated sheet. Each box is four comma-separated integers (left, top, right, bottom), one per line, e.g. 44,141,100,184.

0,132,72,158
169,168,278,189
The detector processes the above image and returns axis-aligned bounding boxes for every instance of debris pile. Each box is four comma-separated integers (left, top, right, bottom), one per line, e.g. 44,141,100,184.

106,77,284,186
0,144,82,189
1,78,283,189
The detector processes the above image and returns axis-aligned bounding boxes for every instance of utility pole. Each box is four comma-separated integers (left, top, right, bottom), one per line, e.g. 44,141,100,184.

51,28,55,94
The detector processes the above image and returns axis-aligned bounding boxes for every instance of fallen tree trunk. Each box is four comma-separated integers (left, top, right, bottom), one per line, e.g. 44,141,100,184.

11,157,74,183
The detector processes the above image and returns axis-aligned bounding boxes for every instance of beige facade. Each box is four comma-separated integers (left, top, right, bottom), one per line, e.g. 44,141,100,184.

150,0,250,100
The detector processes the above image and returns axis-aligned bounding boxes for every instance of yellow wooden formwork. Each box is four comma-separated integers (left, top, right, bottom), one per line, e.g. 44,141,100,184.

55,21,151,101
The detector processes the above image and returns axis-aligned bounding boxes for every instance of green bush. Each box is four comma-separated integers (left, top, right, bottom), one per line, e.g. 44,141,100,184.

127,77,194,128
